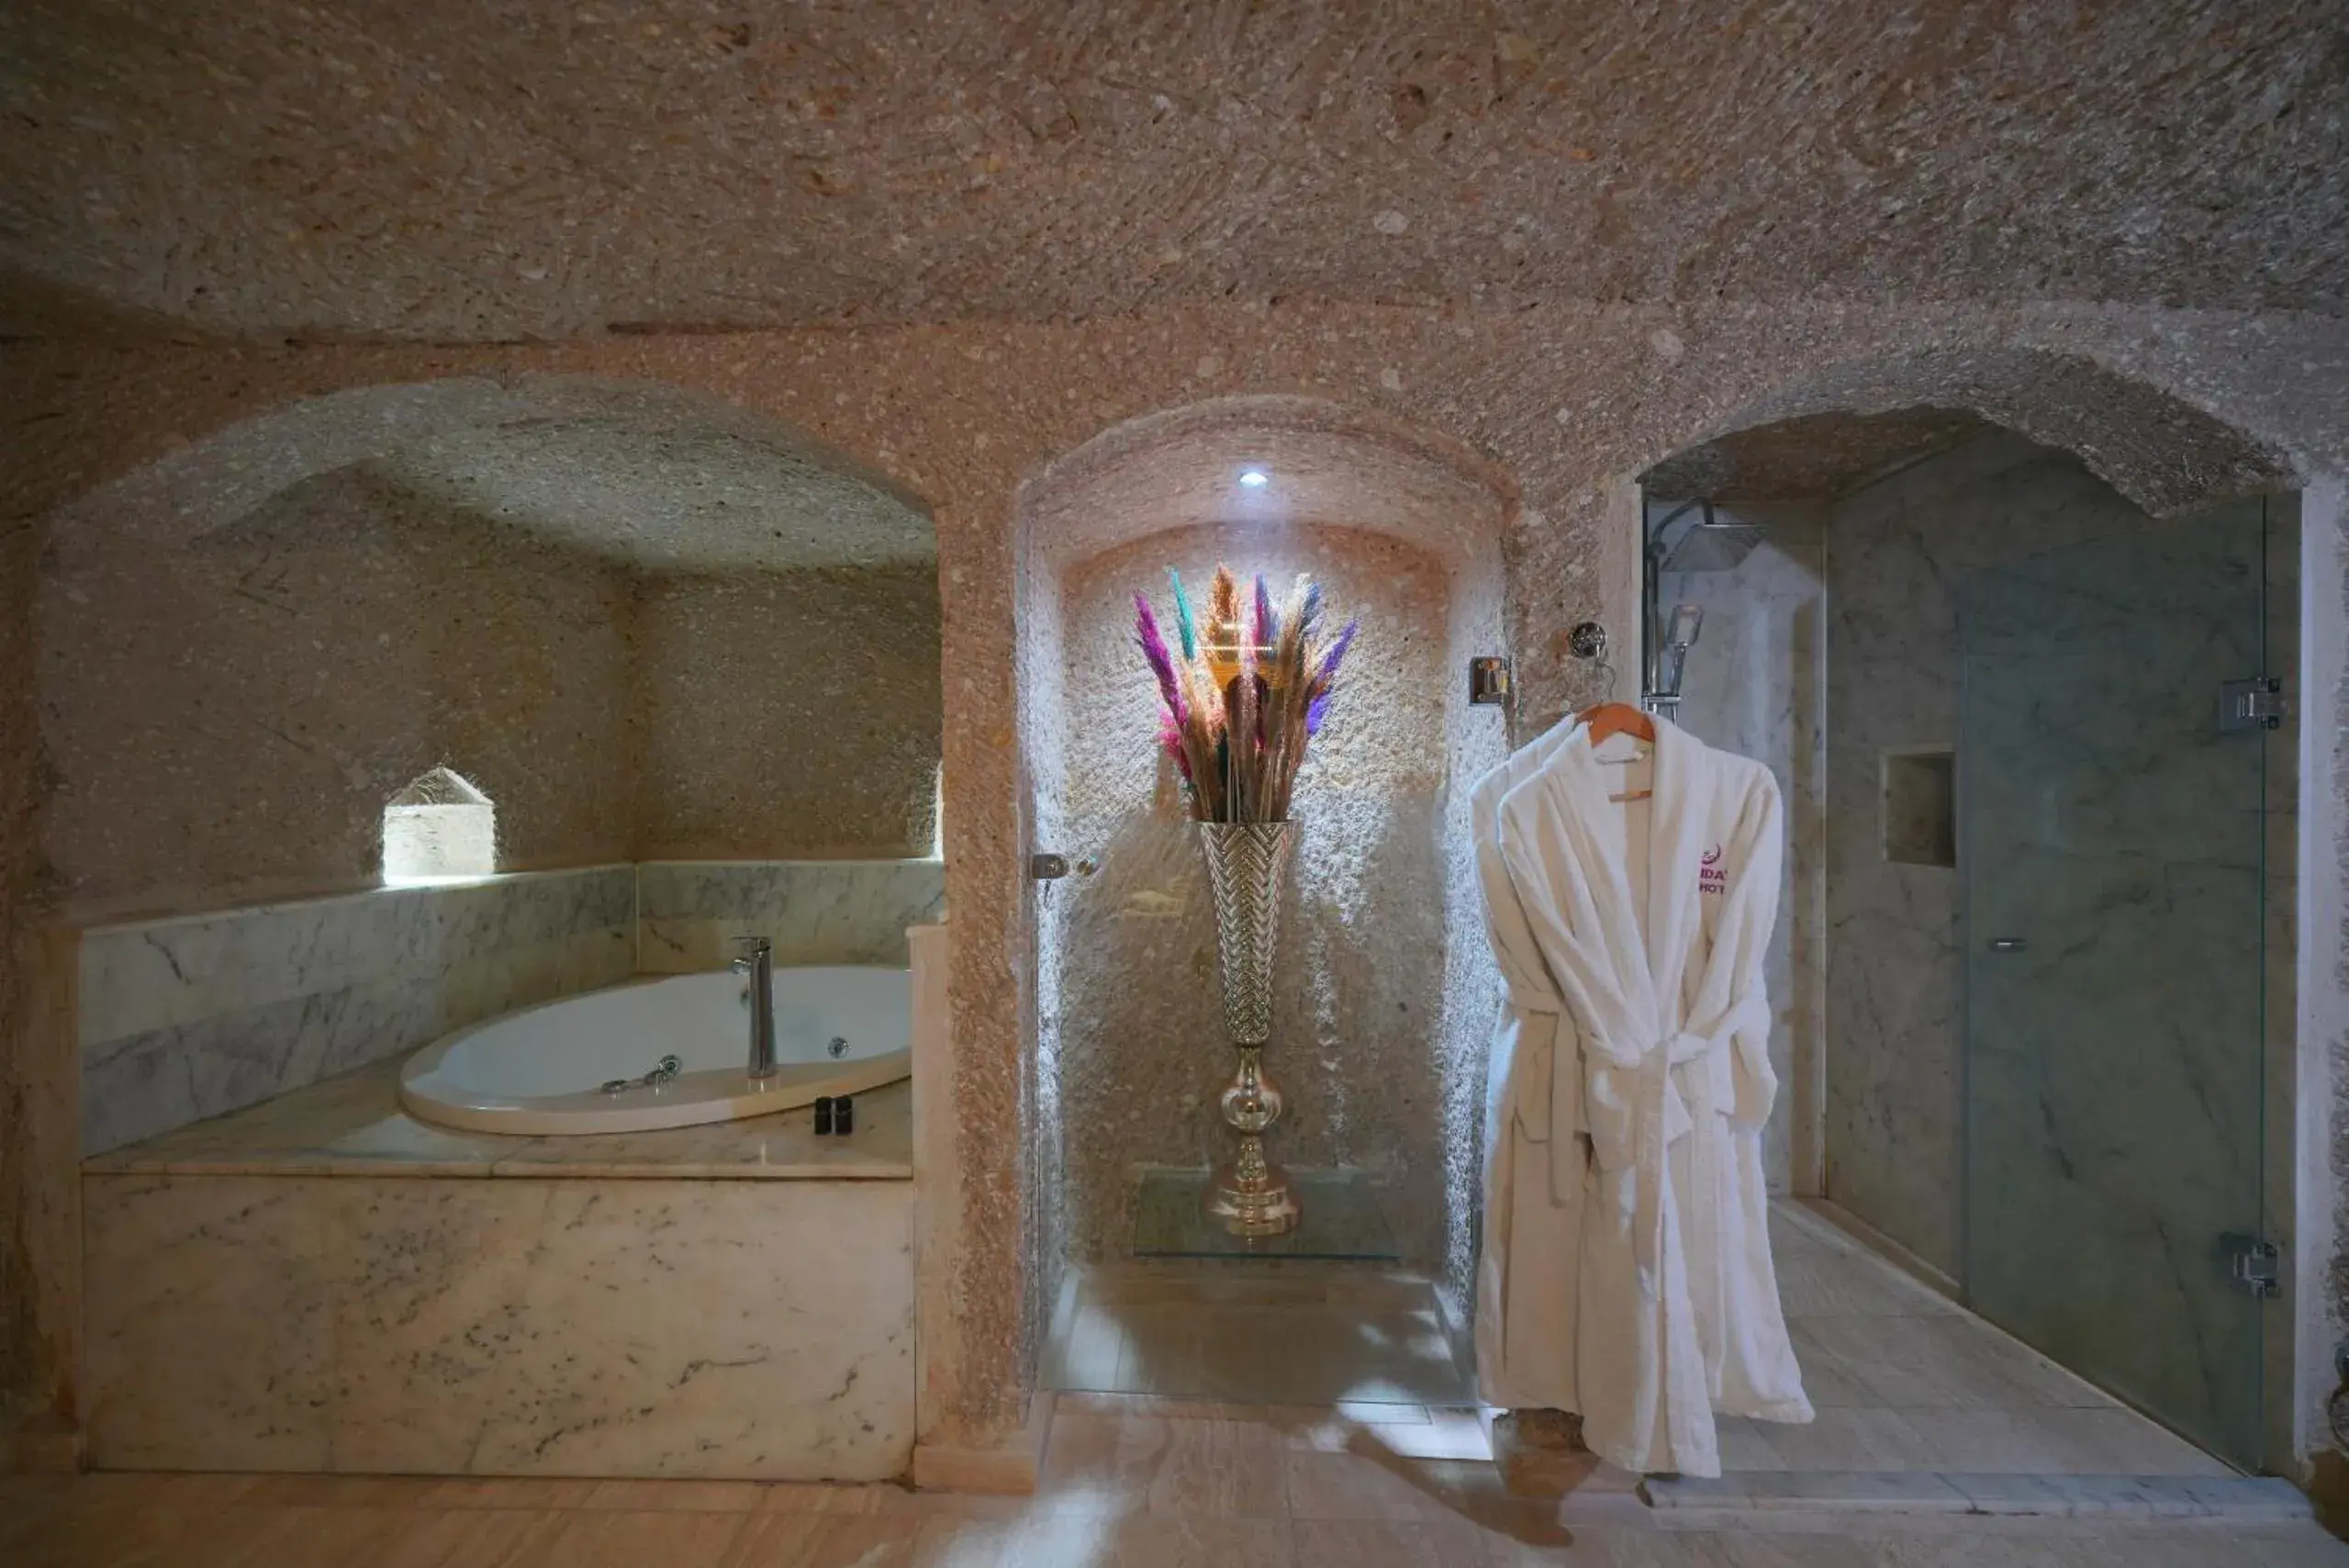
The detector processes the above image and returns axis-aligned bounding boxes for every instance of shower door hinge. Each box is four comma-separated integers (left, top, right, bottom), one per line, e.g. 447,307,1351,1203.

2220,1233,2280,1298
2219,677,2284,732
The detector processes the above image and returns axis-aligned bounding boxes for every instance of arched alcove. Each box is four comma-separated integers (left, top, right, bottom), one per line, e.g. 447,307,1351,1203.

36,373,941,922
380,767,496,885
1630,365,2305,1472
1013,396,1516,1368
1652,346,2297,519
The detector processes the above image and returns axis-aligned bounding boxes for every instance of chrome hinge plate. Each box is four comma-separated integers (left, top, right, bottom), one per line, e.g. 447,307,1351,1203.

2219,677,2284,732
2220,1233,2281,1297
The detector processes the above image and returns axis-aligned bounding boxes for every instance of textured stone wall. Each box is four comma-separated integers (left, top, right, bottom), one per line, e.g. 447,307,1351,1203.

0,478,67,1431
5,2,2343,339
2299,475,2349,1469
1436,546,1511,1309
39,465,638,924
633,566,941,860
5,297,2345,1450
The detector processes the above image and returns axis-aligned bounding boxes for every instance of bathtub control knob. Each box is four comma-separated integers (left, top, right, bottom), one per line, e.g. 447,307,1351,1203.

828,1037,849,1058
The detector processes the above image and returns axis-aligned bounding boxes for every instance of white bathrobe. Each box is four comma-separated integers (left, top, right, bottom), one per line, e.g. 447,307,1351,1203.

1476,715,1810,1475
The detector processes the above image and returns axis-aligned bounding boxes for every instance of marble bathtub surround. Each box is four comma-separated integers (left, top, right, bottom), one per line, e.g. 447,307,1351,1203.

78,867,637,1157
85,1058,914,1182
636,858,945,973
83,1172,916,1479
77,858,944,1159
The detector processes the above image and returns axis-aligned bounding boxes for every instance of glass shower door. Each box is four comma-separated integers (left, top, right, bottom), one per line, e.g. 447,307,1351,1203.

1959,501,2269,1469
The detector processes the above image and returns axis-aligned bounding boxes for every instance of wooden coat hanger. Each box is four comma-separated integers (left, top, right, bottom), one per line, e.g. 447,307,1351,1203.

1576,701,1656,802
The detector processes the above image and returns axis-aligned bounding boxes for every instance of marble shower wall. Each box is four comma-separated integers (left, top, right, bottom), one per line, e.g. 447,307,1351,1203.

78,868,637,1156
1957,494,2288,1467
1821,431,2297,1291
635,859,946,973
1658,506,1829,1194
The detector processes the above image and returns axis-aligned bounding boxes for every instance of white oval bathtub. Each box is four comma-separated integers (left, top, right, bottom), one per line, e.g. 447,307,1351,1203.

398,967,912,1136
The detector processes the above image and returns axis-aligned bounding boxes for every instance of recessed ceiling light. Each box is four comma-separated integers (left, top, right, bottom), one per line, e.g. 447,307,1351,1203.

1238,469,1270,487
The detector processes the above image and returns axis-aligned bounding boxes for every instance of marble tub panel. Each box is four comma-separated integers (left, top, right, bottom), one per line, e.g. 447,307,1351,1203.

83,1174,338,1472
79,868,637,1154
335,1180,914,1478
635,859,945,973
82,1172,916,1480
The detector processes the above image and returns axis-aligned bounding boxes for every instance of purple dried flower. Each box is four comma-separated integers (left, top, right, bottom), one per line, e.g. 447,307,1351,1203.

1305,691,1332,736
1158,712,1193,779
1314,618,1359,686
1251,575,1276,649
1134,592,1186,723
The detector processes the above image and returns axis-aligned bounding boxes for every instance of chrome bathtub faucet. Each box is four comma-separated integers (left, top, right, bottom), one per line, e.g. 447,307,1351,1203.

733,935,779,1080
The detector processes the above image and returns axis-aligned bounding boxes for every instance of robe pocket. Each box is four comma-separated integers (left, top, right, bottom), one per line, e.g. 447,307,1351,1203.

1582,1064,1638,1173
1508,1011,1580,1145
1728,1022,1778,1126
1706,1041,1737,1118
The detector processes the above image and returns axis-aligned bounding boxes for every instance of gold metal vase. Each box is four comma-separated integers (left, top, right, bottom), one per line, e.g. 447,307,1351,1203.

1197,820,1302,1237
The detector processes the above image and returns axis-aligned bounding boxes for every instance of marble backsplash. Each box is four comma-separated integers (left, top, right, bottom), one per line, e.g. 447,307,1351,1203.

636,858,945,972
79,858,945,1156
80,868,637,1156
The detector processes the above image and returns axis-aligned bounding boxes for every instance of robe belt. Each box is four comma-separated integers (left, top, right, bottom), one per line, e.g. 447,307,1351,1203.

1585,991,1772,1292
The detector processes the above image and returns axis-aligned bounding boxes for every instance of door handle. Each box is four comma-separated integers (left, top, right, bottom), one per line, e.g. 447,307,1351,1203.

1985,937,2028,953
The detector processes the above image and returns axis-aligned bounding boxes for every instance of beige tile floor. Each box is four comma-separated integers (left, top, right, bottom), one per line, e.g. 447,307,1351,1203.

1044,1200,2237,1480
1041,1263,1475,1408
14,1202,2343,1564
7,1426,2344,1566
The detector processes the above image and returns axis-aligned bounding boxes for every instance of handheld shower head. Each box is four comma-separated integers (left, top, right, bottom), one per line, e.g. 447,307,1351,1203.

1652,602,1705,712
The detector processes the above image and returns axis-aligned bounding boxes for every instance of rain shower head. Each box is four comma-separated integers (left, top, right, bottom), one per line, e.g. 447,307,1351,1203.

1649,499,1764,573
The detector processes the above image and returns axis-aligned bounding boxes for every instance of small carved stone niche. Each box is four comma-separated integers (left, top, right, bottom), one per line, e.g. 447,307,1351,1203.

1881,746,1956,868
382,767,496,884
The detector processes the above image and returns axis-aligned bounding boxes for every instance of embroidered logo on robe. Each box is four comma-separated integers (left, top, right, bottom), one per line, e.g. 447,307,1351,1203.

1699,843,1728,895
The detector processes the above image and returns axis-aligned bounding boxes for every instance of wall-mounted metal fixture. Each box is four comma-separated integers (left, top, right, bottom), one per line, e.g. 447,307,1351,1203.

1468,657,1512,707
1641,497,1753,716
1648,601,1704,718
1030,853,1098,880
2219,1231,2280,1298
2219,676,2285,733
1567,622,1608,662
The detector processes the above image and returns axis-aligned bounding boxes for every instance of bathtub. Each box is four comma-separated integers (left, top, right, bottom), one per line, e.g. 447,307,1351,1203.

399,967,912,1135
